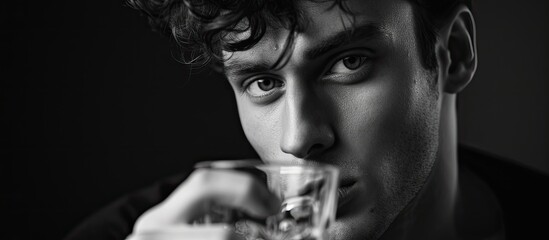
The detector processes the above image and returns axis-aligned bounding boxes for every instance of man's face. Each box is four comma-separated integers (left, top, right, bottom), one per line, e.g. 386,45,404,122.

223,0,442,239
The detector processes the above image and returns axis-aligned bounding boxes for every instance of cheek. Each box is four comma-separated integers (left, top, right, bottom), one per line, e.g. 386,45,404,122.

236,99,281,159
332,72,412,160
333,57,438,181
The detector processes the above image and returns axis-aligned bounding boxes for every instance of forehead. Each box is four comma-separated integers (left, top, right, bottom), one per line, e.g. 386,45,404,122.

222,0,414,72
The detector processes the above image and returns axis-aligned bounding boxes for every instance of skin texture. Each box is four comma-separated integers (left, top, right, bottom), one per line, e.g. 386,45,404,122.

224,0,439,239
131,0,500,239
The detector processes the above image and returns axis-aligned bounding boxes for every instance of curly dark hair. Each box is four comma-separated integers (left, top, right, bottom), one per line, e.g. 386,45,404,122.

126,0,473,70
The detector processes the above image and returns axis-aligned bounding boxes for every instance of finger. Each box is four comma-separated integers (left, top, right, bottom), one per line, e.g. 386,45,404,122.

135,169,281,231
126,225,245,240
185,169,281,220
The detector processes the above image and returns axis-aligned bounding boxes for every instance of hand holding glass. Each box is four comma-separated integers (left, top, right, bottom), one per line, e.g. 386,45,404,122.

195,160,339,240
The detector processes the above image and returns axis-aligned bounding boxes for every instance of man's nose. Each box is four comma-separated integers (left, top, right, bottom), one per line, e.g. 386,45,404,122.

280,82,335,159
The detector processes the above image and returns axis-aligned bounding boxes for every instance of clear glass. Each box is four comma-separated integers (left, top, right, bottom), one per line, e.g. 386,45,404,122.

194,160,340,240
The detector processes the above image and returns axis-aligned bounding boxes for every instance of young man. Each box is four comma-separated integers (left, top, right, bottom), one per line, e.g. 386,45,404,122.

65,0,549,239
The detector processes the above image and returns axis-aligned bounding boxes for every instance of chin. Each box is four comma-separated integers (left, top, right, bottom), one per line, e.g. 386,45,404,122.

330,198,396,240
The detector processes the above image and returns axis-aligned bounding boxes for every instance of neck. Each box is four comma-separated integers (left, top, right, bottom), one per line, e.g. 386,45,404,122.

382,94,460,240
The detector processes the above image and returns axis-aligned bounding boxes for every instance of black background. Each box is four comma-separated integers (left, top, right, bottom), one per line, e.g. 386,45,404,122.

2,0,548,239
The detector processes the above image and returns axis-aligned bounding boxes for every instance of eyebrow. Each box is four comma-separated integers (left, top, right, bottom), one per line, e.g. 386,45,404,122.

305,23,388,59
224,23,388,77
224,61,272,78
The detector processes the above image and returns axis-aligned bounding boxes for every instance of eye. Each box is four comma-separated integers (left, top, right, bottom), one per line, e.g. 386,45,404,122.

328,55,369,74
245,78,285,98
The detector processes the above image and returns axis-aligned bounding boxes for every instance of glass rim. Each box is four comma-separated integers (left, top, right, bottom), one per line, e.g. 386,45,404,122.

194,159,338,172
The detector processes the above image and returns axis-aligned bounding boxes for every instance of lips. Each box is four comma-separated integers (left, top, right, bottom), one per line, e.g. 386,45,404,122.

337,180,357,208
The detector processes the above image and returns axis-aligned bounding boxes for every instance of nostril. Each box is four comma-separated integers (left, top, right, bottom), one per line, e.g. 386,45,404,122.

306,143,325,157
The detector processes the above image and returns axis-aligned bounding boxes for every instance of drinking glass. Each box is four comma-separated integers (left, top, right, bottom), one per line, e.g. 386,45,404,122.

195,160,339,240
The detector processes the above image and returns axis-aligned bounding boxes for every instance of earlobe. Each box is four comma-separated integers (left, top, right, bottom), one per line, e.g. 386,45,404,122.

438,7,477,94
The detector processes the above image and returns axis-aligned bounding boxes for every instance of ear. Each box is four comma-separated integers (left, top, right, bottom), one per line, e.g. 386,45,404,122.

436,6,477,94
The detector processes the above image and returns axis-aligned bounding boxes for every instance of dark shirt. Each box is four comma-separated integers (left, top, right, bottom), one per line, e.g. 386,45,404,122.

65,145,549,240
458,145,549,239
